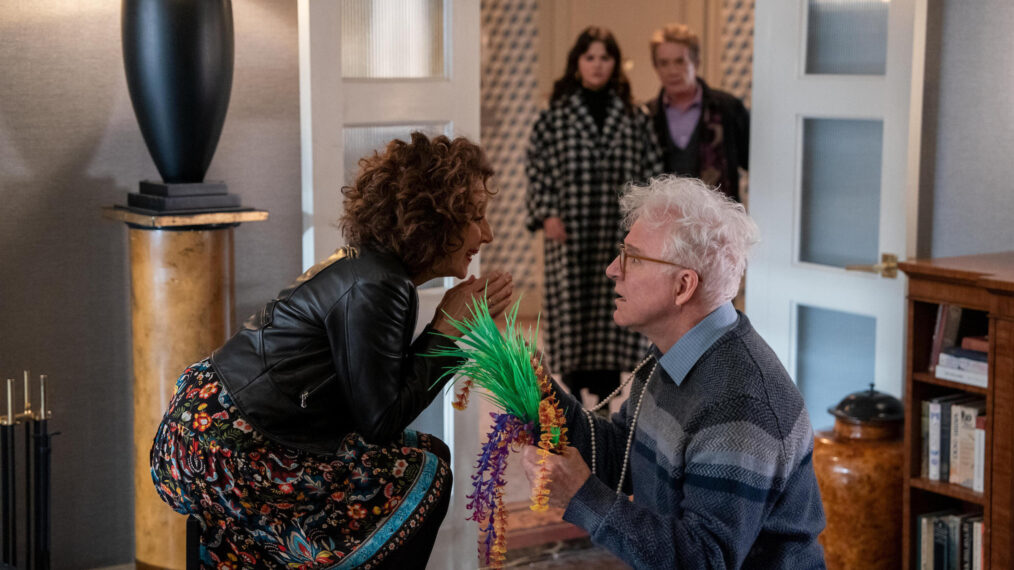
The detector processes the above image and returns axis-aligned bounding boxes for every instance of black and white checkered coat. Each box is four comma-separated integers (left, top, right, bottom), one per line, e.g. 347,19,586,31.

525,91,663,375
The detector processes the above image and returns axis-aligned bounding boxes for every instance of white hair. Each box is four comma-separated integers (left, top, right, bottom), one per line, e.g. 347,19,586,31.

619,175,760,309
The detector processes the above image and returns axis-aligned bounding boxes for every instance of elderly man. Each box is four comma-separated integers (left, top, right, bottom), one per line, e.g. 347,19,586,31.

522,176,825,569
645,24,749,202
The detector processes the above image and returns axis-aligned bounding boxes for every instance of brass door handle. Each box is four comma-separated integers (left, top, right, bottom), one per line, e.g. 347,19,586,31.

845,253,899,278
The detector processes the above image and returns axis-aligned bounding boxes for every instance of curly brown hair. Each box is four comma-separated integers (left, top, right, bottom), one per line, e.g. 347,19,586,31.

340,132,495,278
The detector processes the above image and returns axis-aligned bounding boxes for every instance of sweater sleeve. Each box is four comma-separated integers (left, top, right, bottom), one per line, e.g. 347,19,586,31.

563,395,818,570
554,378,633,489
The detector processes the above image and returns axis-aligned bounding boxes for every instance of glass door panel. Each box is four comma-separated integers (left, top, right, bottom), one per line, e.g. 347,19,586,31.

796,304,877,428
343,123,450,186
342,0,446,78
799,118,883,268
805,0,889,75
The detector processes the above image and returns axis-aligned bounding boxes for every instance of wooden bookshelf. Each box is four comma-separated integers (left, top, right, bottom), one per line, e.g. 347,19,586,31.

900,252,1014,569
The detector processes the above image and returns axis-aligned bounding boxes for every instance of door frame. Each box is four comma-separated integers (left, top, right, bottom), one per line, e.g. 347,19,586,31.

746,0,928,415
297,1,482,566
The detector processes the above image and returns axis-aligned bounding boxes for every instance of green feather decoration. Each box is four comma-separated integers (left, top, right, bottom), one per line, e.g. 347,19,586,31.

427,294,544,425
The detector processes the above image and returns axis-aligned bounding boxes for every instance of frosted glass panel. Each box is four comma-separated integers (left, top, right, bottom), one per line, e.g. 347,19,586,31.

342,0,445,78
800,118,882,267
796,304,876,429
806,0,888,75
343,123,450,186
344,123,450,289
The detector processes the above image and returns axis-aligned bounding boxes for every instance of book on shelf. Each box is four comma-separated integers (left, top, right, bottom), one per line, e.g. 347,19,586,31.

923,511,983,570
929,400,942,480
933,516,952,570
929,306,990,373
927,394,979,482
938,347,988,373
961,514,984,570
922,400,930,478
949,399,986,488
928,393,977,480
936,344,989,388
973,415,986,493
919,509,955,570
972,519,984,570
930,304,964,372
935,365,988,389
961,335,989,353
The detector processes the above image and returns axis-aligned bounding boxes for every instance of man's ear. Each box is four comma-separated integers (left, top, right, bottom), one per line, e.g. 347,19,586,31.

671,269,699,307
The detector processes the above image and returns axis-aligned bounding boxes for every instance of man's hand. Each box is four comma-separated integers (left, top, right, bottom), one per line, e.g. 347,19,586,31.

543,217,567,243
430,271,513,336
521,445,591,509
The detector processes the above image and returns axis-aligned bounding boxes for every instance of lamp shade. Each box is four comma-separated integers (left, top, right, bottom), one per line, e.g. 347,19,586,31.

122,0,234,184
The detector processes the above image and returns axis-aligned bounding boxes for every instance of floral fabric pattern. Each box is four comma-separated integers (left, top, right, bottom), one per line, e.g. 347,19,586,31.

151,359,450,569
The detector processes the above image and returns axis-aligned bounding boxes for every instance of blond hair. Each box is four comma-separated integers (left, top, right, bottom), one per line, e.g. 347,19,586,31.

650,23,700,66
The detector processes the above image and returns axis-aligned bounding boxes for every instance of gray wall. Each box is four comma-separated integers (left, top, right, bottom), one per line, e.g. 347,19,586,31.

0,1,301,566
920,0,1014,257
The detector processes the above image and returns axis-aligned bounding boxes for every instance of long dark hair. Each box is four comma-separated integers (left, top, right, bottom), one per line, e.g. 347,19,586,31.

550,26,632,108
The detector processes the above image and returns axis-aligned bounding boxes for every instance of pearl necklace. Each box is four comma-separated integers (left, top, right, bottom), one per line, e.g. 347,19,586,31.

582,354,659,496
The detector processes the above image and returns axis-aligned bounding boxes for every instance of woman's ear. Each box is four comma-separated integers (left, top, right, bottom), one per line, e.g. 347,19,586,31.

671,269,699,307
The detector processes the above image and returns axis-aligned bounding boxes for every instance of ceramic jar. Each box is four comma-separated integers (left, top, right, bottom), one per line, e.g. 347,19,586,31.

813,385,904,570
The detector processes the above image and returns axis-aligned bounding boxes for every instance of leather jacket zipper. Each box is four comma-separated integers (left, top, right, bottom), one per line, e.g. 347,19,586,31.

300,378,332,409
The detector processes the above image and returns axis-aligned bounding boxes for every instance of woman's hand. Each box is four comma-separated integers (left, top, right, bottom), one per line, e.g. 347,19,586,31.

430,271,513,337
543,217,567,243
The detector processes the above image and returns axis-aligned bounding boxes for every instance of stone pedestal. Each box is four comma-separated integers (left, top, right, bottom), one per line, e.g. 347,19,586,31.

104,207,267,569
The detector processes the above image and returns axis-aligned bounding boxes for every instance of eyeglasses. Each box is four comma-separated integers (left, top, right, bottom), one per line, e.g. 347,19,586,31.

616,243,688,277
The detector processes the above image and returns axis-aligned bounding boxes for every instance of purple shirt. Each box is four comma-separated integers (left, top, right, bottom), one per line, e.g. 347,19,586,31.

663,86,703,148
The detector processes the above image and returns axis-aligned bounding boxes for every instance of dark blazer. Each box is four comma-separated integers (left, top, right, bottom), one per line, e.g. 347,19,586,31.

644,78,750,201
210,245,462,454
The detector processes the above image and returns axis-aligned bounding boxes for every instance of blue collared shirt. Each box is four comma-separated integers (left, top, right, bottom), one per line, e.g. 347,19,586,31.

657,302,738,386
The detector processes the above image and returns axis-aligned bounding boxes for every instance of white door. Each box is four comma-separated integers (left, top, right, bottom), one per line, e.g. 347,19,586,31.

298,1,480,566
747,0,928,428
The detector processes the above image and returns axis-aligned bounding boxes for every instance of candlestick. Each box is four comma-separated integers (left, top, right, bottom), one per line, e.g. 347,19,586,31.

39,374,48,419
3,379,11,426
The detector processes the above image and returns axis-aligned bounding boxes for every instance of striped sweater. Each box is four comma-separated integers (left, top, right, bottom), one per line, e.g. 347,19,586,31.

560,312,826,569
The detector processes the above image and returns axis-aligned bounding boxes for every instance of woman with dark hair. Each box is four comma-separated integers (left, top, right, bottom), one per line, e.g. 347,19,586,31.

526,27,662,407
151,133,513,568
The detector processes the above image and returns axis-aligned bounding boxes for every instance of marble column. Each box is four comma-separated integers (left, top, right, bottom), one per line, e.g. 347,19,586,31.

105,208,266,569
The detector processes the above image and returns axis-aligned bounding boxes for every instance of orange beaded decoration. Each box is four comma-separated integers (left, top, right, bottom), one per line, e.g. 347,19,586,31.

452,378,473,410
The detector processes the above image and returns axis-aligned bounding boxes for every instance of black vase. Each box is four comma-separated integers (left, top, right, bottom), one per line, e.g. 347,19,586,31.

122,0,234,184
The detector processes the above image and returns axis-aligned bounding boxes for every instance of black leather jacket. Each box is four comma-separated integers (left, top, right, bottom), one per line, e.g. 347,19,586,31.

210,245,464,454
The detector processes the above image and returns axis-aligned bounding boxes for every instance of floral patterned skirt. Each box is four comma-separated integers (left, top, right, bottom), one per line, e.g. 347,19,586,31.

150,359,451,569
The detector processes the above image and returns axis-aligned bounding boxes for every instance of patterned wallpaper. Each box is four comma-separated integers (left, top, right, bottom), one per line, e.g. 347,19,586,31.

721,0,755,106
479,0,543,314
479,0,755,316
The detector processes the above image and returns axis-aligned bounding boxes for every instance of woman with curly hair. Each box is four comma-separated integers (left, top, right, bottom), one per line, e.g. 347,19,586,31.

150,132,513,568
